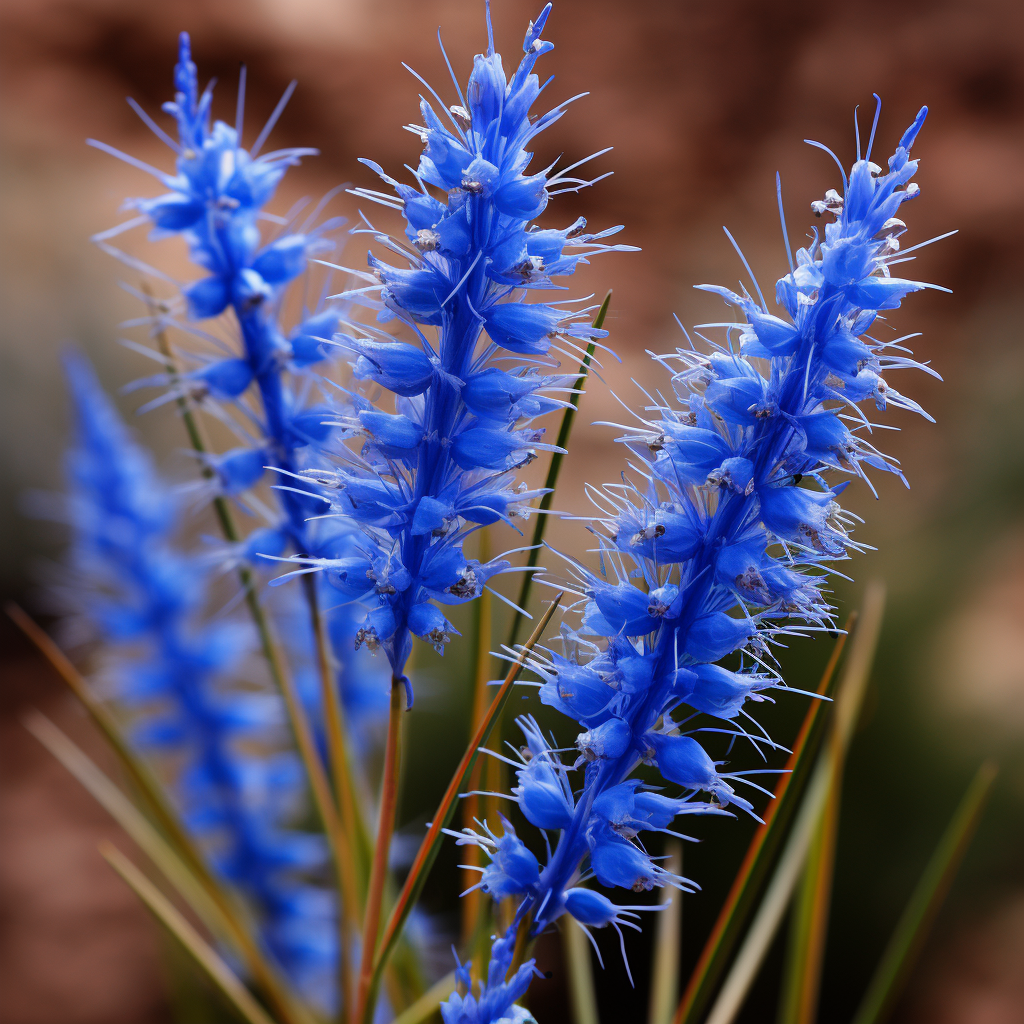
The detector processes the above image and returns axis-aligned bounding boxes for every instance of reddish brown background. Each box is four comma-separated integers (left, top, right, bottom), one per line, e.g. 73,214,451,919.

2,1,1024,1022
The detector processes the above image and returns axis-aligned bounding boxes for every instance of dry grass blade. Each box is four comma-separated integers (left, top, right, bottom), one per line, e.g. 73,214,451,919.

389,971,457,1024
672,611,856,1024
101,843,278,1024
564,917,600,1024
367,594,564,1011
24,711,225,939
648,841,683,1024
701,583,886,1024
851,759,997,1024
776,729,844,1024
8,604,316,1024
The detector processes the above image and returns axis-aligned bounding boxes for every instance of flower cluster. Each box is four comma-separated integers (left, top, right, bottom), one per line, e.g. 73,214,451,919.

291,3,632,689
93,31,363,578
442,927,538,1024
60,351,338,1011
451,103,938,1007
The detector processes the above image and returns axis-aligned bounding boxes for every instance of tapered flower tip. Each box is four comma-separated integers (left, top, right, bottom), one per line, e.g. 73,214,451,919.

524,4,553,53
173,32,197,112
899,106,928,153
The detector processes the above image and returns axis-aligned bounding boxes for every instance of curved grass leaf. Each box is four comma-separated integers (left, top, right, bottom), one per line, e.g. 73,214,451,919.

699,584,885,1024
101,843,278,1024
366,595,563,1015
851,759,997,1024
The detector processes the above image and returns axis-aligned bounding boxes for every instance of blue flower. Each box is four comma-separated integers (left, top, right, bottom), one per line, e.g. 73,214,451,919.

309,2,633,685
60,351,339,1012
454,99,943,1000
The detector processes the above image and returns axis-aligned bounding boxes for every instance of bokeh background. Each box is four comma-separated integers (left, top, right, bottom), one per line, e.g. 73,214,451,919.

3,0,1024,1022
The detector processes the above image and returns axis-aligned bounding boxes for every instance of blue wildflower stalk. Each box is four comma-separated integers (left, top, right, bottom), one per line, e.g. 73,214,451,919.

444,103,943,1017
294,2,632,697
61,350,339,1013
91,36,384,958
315,8,631,1021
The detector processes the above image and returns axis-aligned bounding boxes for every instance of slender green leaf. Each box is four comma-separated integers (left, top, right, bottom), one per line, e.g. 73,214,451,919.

851,760,997,1024
102,843,278,1024
700,584,886,1024
508,292,611,649
390,972,457,1024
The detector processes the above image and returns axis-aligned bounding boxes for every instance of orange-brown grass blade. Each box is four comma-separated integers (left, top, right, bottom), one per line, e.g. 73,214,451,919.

366,594,563,1014
672,613,855,1024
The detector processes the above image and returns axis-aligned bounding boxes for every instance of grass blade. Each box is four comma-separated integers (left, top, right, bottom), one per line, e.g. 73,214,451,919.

366,594,564,1011
672,610,856,1024
775,758,842,1024
507,291,611,649
390,971,457,1024
7,604,316,1024
101,843,278,1024
851,759,997,1024
701,583,886,1024
648,840,683,1024
25,711,224,940
564,917,600,1024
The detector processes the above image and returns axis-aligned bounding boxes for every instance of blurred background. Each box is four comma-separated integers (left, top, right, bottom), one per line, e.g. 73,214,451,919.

2,0,1023,1021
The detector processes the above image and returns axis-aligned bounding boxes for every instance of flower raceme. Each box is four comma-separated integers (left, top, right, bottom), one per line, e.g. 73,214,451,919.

449,101,943,1008
91,32,360,576
59,352,339,1011
281,2,634,689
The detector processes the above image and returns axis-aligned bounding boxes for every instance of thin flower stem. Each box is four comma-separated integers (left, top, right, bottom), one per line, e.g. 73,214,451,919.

366,595,564,1015
508,292,610,650
355,675,407,1024
101,843,279,1024
8,605,314,1024
301,574,367,1024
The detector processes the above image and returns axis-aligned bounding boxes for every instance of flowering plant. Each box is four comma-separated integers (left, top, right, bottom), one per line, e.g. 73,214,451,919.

15,7,990,1024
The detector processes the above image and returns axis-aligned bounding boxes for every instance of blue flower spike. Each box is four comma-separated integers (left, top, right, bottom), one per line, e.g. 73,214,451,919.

60,351,339,1013
300,1,634,688
448,95,945,1011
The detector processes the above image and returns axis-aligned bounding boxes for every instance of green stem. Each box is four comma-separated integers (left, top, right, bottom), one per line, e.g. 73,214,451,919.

365,596,563,1017
507,291,611,649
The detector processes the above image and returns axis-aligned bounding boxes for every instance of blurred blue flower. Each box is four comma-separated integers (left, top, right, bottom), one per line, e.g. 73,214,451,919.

60,350,339,1012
